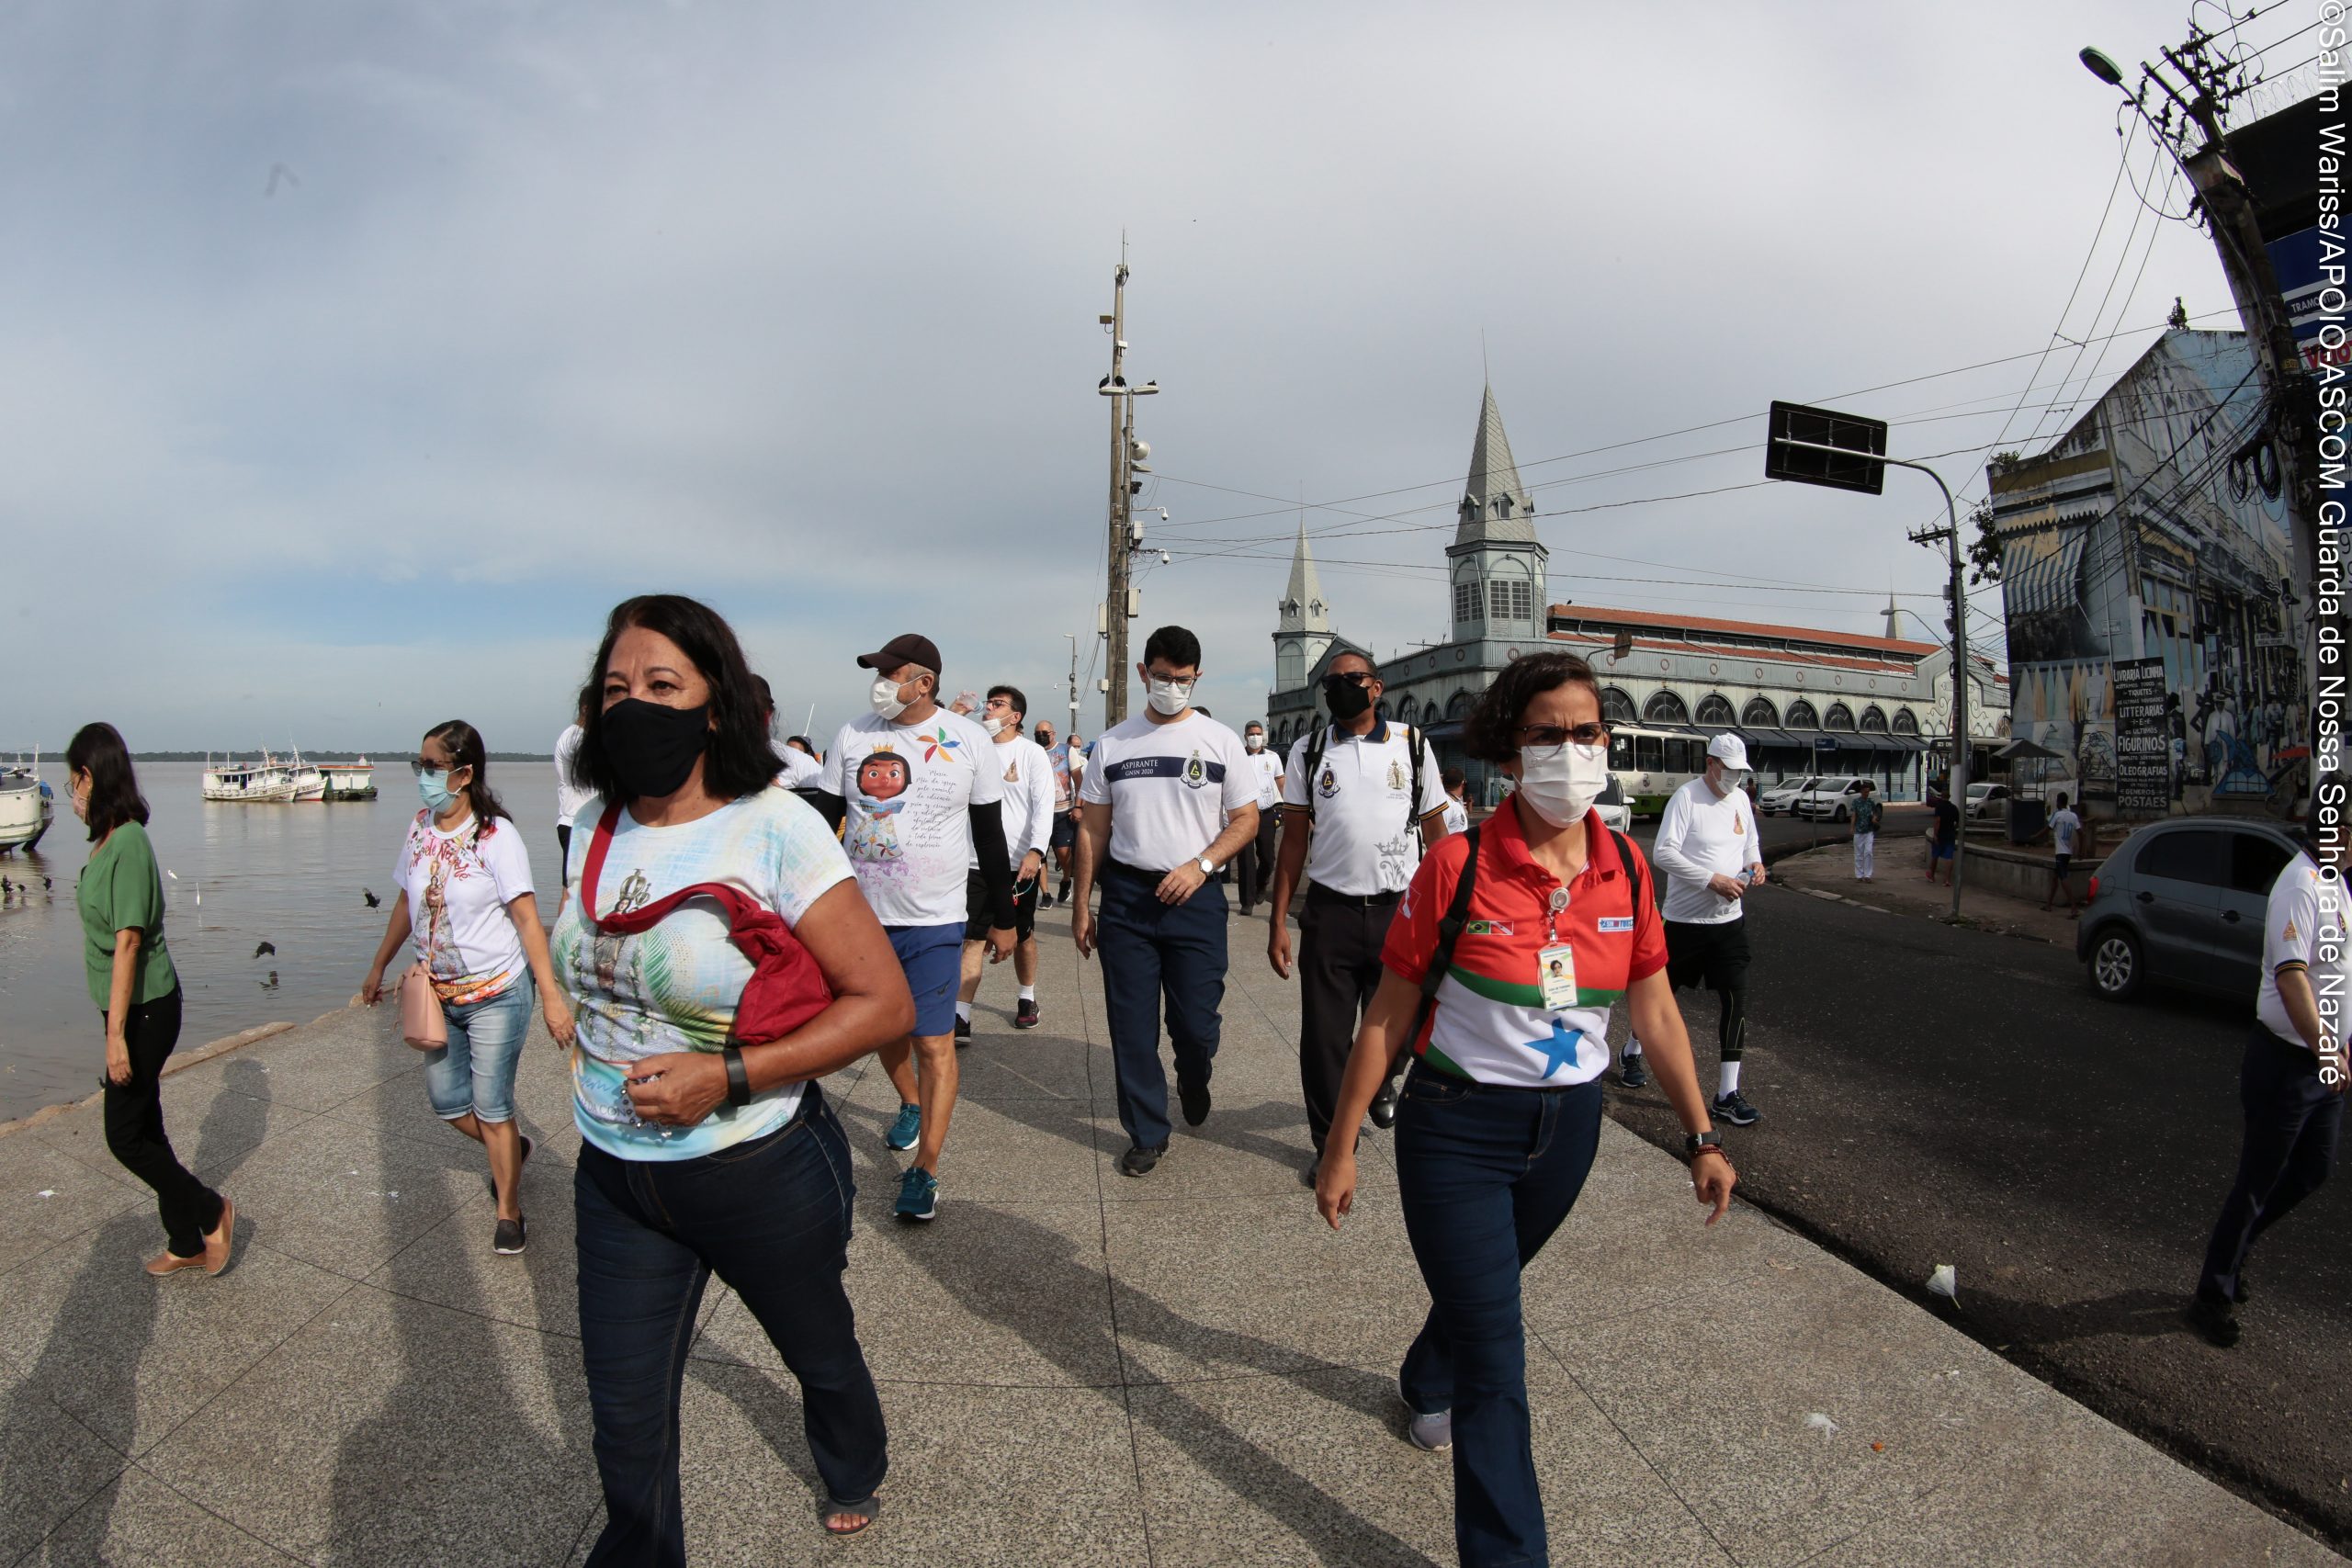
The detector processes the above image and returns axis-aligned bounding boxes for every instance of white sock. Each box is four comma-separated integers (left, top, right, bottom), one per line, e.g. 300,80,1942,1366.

1718,1060,1742,1097
955,1000,972,1023
1623,1038,1643,1057
1019,984,1036,1001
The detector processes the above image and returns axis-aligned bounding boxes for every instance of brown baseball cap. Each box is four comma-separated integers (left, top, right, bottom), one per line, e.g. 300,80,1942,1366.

855,633,942,676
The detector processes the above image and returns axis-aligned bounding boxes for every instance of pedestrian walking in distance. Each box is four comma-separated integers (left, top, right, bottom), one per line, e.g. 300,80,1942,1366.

361,720,573,1254
554,692,594,897
1849,777,1882,881
1637,732,1767,1126
555,594,910,1551
65,723,236,1278
2187,773,2348,1348
1043,723,1087,907
1315,651,1734,1568
2042,791,2083,917
813,632,1016,1222
1266,651,1450,1179
755,674,823,790
1440,766,1473,837
1926,783,1960,885
1236,718,1285,915
1071,625,1259,1177
955,685,1055,1036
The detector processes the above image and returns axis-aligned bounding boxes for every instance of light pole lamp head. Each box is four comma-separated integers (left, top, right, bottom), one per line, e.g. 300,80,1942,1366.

2078,47,2125,87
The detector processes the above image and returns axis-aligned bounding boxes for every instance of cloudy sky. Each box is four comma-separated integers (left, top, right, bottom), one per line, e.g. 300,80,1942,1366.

4,0,2308,755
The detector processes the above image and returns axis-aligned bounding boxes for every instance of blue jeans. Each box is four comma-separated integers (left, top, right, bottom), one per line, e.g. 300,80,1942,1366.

2198,1025,2343,1303
1095,863,1227,1149
423,982,530,1123
574,1086,886,1567
1394,1063,1604,1568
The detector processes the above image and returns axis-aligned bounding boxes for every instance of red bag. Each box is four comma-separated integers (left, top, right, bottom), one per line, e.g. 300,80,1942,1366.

577,804,833,1044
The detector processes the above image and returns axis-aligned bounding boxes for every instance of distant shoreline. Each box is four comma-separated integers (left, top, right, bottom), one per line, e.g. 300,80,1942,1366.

107,751,557,762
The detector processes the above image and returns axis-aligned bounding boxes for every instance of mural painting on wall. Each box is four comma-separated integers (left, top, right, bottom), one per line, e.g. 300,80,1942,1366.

2007,659,2115,802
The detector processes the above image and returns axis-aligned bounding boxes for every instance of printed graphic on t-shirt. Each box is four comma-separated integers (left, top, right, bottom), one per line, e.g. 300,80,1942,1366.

827,711,1001,926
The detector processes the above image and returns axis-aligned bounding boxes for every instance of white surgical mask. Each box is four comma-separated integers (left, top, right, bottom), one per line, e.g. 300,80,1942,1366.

1147,677,1193,717
1516,742,1611,828
1712,766,1749,796
869,675,910,722
981,716,1006,738
1246,734,1264,751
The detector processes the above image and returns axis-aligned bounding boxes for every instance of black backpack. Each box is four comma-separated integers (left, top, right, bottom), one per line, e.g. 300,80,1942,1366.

1299,718,1428,839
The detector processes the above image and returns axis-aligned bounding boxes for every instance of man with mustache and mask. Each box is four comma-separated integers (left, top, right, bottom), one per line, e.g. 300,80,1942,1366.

1636,732,1768,1125
815,633,1016,1222
1266,651,1451,1178
1236,720,1285,916
1072,625,1259,1178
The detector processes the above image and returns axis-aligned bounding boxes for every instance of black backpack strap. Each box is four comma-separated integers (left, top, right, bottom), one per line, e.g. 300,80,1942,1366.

1298,726,1329,819
1607,827,1645,918
1406,824,1481,1055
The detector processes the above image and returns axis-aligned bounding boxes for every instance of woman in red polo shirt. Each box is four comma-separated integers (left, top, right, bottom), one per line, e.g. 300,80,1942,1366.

1317,650,1736,1568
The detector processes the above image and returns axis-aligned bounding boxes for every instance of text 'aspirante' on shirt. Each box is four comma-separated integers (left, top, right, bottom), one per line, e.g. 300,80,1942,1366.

1079,711,1256,872
1381,799,1667,1089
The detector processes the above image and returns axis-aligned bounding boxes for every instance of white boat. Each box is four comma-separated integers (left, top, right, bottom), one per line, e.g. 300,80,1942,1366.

202,753,297,803
0,754,52,852
285,749,326,802
319,758,377,800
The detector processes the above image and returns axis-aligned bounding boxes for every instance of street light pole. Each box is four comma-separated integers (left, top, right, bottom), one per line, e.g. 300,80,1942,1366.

1102,264,1131,729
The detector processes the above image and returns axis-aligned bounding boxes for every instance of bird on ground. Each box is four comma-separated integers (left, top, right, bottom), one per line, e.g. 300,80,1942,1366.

362,888,380,908
254,941,277,959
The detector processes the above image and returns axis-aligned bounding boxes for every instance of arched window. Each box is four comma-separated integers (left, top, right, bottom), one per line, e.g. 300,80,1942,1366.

1694,694,1736,727
1644,690,1690,725
1446,689,1474,719
1741,695,1780,727
1892,708,1920,735
1785,699,1820,729
1600,686,1637,724
1824,702,1857,731
1859,705,1889,733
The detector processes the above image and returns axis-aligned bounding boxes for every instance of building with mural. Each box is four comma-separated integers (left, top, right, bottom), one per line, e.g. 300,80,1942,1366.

1267,384,2008,807
1987,327,2301,818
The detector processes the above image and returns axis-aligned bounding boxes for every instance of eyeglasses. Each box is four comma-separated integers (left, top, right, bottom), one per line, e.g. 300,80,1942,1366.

1514,723,1609,757
1322,671,1375,688
409,758,464,775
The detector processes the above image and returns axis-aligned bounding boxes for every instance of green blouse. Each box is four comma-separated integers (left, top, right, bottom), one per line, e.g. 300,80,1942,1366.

75,820,179,1012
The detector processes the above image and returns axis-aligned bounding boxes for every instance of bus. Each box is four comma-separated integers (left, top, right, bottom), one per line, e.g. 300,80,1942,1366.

1606,725,1708,818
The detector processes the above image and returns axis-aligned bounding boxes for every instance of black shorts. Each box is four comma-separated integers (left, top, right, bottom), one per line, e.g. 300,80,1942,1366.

966,869,1039,942
2053,853,2072,878
1050,815,1077,851
1664,918,1750,992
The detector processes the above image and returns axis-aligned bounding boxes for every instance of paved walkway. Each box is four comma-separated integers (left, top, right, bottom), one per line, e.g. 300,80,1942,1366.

1,900,2335,1566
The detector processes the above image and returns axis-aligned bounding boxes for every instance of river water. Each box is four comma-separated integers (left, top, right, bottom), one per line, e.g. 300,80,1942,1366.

0,760,562,1122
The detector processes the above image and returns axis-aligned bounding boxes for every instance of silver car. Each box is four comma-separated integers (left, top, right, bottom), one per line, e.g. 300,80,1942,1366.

2076,817,2302,1002
1759,775,1816,818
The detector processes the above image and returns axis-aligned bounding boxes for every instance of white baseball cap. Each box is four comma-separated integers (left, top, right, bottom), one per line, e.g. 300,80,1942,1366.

1706,733,1751,771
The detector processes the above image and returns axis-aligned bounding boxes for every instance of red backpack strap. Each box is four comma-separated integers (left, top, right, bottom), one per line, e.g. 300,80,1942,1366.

578,804,626,918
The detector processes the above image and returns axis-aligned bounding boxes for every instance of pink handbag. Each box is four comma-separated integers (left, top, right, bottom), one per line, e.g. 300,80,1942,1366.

398,874,448,1051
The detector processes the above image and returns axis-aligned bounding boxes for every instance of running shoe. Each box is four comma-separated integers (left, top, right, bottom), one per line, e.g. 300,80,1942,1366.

885,1101,922,1151
1057,878,1072,904
1619,1053,1650,1089
895,1166,939,1222
492,1215,527,1255
954,1015,973,1046
1407,1408,1453,1451
1014,998,1040,1031
1119,1143,1167,1178
1712,1090,1760,1127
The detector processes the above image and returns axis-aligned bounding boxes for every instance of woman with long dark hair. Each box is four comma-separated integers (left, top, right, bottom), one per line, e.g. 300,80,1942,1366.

1315,652,1736,1567
554,594,912,1555
67,723,234,1276
360,720,572,1255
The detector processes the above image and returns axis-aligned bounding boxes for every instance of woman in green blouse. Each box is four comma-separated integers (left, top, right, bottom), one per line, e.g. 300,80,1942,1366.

68,724,233,1277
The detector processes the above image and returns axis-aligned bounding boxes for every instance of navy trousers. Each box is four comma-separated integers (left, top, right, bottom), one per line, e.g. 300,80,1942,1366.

1095,863,1228,1150
2198,1025,2343,1304
1394,1063,1603,1568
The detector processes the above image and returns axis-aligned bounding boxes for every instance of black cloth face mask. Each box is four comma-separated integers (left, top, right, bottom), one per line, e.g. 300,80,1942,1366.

601,699,711,799
1321,676,1374,722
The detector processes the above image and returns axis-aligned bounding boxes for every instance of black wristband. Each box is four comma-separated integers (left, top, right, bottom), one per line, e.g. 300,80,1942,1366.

722,1044,752,1108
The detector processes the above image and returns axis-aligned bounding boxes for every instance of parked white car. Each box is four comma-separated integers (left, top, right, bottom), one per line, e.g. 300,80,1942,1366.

1759,775,1817,817
1965,782,2011,821
1593,774,1634,837
1794,775,1872,821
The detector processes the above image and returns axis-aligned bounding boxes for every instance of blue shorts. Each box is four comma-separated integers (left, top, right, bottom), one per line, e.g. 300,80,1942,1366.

1050,815,1077,851
424,982,530,1123
1931,840,1955,861
888,922,966,1038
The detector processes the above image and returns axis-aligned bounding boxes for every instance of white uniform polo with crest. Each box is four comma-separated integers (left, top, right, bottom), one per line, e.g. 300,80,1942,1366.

1080,712,1256,872
1282,720,1448,897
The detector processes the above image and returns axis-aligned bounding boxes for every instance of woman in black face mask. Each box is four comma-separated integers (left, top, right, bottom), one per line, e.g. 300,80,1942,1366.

553,594,914,1552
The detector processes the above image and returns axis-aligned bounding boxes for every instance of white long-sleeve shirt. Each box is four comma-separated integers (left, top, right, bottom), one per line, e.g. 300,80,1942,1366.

1651,776,1762,925
967,735,1055,870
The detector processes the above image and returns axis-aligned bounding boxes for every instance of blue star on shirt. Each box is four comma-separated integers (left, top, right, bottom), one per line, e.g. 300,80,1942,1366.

1523,1020,1584,1079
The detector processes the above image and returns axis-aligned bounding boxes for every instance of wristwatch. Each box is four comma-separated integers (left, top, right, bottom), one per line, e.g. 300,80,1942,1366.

1197,856,1217,876
1685,1128,1724,1157
722,1044,752,1108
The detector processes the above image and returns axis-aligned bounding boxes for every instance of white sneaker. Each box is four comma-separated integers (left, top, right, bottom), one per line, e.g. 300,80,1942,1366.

1408,1408,1453,1451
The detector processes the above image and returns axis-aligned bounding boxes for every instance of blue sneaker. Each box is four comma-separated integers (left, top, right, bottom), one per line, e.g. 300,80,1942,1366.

895,1165,939,1222
886,1102,922,1151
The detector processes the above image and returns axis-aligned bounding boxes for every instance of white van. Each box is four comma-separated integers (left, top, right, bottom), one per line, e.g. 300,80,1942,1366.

1794,775,1872,822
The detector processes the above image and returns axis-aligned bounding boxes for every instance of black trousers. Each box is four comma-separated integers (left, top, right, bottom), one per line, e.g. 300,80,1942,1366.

2198,1025,2343,1303
558,823,574,887
1298,886,1400,1155
101,987,223,1258
1237,809,1282,912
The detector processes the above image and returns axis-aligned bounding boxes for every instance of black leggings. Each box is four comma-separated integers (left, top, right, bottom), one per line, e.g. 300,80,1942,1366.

101,987,223,1257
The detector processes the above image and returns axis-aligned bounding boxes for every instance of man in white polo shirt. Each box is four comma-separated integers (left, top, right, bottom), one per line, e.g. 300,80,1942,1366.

1236,719,1285,916
1072,625,1259,1177
2188,774,2349,1347
1634,732,1768,1126
816,632,1015,1224
955,684,1055,1038
1265,651,1450,1176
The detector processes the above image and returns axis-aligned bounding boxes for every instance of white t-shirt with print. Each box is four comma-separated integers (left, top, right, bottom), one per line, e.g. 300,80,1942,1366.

1282,721,1448,897
969,735,1055,869
1442,796,1471,837
554,726,595,828
821,708,1001,927
2257,850,2350,1053
1080,711,1256,872
554,787,855,1162
1652,775,1761,925
395,811,535,1004
2050,807,2082,856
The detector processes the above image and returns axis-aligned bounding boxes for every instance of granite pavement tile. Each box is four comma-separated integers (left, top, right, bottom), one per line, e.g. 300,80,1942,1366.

202,1116,496,1280
141,1285,596,1566
0,1352,130,1566
26,1072,307,1194
1091,1093,1396,1201
19,1465,303,1567
3,1129,146,1247
939,1031,1094,1101
188,1008,424,1114
361,1131,584,1339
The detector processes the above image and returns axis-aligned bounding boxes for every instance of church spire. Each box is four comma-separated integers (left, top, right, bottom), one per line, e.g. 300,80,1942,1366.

1456,382,1538,546
1278,515,1329,634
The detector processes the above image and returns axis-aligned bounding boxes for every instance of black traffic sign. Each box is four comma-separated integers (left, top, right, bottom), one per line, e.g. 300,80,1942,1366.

1766,400,1889,495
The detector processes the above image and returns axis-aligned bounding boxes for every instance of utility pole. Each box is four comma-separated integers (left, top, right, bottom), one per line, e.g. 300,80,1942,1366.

1066,633,1080,727
1911,501,1972,923
1095,252,1159,730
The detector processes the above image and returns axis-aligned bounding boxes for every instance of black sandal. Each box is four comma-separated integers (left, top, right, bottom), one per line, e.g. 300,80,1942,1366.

821,1494,881,1536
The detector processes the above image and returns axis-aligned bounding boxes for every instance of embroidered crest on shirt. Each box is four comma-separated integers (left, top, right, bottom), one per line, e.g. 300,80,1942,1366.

1183,750,1207,789
1316,764,1340,799
1386,759,1407,793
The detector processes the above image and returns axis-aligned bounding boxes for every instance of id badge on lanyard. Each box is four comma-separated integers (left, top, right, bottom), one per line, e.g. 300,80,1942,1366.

1537,886,1577,1010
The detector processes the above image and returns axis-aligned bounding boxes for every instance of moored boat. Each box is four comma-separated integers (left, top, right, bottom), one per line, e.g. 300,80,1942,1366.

0,755,52,852
202,754,297,803
286,750,326,802
319,759,377,800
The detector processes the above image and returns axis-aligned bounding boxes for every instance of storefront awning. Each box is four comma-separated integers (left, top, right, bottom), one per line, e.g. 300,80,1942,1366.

1737,728,1802,750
